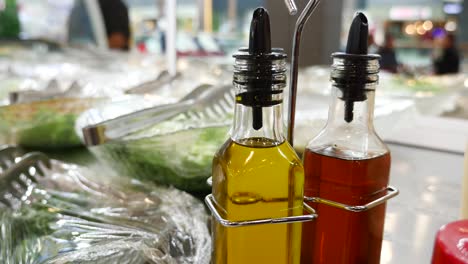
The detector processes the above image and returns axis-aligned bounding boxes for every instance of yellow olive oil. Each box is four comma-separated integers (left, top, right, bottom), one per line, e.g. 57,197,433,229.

212,138,304,264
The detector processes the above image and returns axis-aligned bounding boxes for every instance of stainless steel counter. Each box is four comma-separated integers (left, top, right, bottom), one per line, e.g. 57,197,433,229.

383,144,465,264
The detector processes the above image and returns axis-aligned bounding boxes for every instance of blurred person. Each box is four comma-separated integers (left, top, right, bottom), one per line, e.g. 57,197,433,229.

68,0,94,45
433,34,460,75
98,0,130,50
378,33,398,73
368,33,379,54
140,19,165,54
68,0,130,50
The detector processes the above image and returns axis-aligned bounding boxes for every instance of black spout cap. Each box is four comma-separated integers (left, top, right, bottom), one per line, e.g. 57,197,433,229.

333,12,377,123
233,6,287,91
248,8,272,131
249,8,272,55
234,7,285,60
345,12,369,55
233,7,287,130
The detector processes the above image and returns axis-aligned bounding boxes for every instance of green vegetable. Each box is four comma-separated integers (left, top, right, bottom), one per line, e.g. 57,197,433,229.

390,76,441,93
17,112,81,148
0,207,56,248
0,0,20,38
95,124,229,196
0,98,100,148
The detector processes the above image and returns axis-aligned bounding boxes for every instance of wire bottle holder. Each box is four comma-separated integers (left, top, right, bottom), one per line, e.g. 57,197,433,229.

205,177,398,227
205,0,399,227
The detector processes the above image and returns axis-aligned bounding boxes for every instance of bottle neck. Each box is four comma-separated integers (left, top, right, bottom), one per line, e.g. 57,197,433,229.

328,53,380,130
231,51,287,146
327,84,376,131
231,102,285,146
306,54,387,159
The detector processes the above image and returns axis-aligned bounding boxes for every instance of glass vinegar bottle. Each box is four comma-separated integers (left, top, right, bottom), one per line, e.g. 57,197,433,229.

211,7,304,264
301,13,391,264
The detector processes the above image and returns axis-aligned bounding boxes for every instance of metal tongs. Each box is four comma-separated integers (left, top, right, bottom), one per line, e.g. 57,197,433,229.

0,146,51,208
124,70,182,94
9,80,84,104
82,83,234,146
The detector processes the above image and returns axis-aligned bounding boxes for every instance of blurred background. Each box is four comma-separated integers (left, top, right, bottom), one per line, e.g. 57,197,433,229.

3,0,466,70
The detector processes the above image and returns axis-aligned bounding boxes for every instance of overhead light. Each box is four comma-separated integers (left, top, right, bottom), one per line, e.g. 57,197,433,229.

445,21,457,32
422,21,433,31
405,24,416,35
444,3,463,14
416,24,426,35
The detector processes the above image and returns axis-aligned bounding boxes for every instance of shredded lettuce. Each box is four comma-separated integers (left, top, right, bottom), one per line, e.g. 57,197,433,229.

94,125,229,196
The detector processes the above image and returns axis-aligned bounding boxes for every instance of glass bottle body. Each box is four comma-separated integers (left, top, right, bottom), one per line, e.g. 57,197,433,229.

212,102,304,264
301,85,391,264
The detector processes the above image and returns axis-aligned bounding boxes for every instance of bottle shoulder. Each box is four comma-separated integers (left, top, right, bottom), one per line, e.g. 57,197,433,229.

214,138,303,166
306,126,389,160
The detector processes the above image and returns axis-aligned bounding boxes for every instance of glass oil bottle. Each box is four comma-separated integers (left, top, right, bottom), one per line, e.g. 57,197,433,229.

211,7,304,264
301,13,391,264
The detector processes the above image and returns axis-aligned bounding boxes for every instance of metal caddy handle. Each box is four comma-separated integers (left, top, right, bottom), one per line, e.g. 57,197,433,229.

205,176,316,227
305,186,399,213
205,194,317,227
206,177,398,227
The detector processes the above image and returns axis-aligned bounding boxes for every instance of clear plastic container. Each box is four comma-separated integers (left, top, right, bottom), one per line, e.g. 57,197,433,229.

0,97,104,148
0,159,211,263
76,96,231,196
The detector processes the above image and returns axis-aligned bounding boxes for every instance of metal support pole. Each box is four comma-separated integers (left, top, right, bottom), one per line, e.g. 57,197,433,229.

287,0,321,146
228,0,237,32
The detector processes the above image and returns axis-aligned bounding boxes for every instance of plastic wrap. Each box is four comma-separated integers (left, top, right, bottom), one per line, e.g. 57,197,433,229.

297,66,466,116
0,77,115,148
0,98,105,148
0,47,164,98
0,44,232,149
76,96,231,196
0,76,24,105
378,73,466,116
0,160,211,264
93,123,229,196
0,45,169,148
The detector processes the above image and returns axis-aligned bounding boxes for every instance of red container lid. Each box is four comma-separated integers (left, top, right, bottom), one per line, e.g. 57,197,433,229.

432,220,468,264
